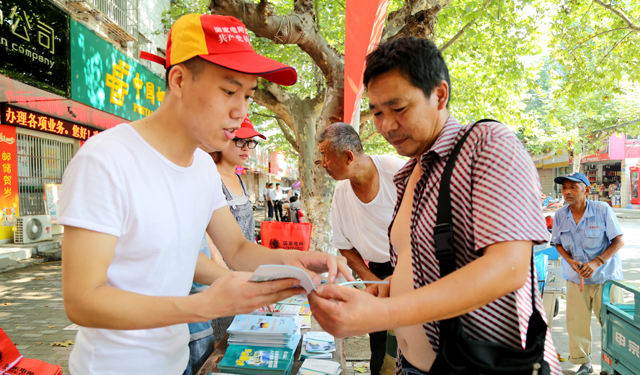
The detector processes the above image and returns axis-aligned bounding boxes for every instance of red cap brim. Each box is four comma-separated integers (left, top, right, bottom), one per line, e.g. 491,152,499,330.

200,51,297,86
236,127,267,140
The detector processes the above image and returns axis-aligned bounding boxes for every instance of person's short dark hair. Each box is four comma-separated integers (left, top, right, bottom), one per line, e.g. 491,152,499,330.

165,56,207,90
317,122,364,157
289,195,298,203
276,183,280,187
363,37,451,107
265,182,270,187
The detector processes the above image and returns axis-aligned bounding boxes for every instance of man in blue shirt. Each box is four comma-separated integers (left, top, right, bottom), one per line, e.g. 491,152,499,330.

551,172,624,375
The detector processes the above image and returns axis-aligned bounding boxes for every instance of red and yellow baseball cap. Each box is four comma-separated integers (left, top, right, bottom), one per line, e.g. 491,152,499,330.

141,14,297,86
236,115,266,140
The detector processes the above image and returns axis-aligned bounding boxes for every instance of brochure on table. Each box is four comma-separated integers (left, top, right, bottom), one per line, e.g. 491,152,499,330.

249,265,389,293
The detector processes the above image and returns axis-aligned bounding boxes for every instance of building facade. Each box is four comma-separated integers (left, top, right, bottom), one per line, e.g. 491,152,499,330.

534,133,640,210
0,0,169,242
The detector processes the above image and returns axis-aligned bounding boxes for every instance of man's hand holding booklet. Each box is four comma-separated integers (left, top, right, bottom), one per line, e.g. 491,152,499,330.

249,265,390,294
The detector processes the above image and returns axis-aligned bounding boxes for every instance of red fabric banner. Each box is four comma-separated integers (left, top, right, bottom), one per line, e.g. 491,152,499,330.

344,0,389,125
0,125,19,241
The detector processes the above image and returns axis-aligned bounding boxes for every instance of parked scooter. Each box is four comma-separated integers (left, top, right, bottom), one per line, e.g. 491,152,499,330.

541,193,564,212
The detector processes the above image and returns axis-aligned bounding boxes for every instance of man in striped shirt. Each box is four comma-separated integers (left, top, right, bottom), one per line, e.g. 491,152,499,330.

309,37,562,374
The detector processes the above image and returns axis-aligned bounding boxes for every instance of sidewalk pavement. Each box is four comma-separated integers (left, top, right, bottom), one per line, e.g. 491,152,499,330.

0,261,75,373
1,218,638,374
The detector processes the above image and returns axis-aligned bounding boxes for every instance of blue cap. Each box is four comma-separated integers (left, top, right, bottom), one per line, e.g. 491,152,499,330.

554,172,590,186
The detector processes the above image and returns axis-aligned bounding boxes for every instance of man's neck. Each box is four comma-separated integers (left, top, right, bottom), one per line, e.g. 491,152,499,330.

569,199,588,215
129,103,198,167
349,156,379,203
413,111,450,160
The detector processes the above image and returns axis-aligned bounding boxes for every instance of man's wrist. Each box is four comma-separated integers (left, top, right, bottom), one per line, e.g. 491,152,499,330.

596,255,606,265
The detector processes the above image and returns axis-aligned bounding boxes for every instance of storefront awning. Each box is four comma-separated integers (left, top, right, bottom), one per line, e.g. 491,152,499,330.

1,75,127,130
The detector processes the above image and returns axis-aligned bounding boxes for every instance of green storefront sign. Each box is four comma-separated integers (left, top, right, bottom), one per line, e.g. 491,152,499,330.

70,19,165,121
0,0,70,96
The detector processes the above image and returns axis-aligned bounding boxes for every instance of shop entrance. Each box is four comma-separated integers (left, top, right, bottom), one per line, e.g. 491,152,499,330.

17,133,74,215
581,161,622,206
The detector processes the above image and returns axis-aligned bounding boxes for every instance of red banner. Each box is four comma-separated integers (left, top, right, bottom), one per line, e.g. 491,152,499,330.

0,125,19,241
3,105,101,141
344,0,389,125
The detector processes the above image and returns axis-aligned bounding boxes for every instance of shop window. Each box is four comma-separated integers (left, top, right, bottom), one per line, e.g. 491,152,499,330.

17,134,74,215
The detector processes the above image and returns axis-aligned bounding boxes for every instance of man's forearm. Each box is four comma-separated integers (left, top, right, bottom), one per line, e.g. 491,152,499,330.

225,239,291,271
599,235,624,262
194,252,231,285
555,244,573,262
339,249,378,281
383,241,531,329
65,285,207,329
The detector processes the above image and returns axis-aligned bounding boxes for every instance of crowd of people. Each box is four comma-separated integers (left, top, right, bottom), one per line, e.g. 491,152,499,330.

57,11,626,375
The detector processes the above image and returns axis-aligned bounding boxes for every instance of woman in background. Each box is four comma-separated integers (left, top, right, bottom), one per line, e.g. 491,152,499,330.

187,116,266,374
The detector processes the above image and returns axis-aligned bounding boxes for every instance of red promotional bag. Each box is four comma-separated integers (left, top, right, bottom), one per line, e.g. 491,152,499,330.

261,221,313,251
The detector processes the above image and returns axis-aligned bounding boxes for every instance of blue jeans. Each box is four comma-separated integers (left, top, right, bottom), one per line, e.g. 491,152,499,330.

188,334,215,375
401,357,430,375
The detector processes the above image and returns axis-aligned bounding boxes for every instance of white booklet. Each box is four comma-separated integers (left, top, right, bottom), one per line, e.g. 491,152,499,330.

249,264,389,294
297,358,342,375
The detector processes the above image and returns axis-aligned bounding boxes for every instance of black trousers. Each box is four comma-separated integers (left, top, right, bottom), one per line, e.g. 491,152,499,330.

267,201,274,218
274,200,283,221
368,261,394,375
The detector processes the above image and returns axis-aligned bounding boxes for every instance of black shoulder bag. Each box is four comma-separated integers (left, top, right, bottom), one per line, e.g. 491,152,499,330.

428,120,550,375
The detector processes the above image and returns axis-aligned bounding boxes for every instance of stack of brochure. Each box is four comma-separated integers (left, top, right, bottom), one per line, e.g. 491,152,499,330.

300,331,335,360
227,314,301,349
297,358,342,375
218,344,296,375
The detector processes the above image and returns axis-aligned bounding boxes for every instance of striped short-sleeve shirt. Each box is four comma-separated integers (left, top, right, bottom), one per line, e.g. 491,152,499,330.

390,116,562,374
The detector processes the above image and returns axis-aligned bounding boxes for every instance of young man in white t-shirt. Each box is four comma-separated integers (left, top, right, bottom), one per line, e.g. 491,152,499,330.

59,14,351,375
317,122,406,375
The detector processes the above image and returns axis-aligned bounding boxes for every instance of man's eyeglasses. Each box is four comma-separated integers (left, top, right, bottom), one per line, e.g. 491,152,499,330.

233,138,259,149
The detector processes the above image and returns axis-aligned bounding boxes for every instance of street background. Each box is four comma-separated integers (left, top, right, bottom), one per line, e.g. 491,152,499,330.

0,216,639,375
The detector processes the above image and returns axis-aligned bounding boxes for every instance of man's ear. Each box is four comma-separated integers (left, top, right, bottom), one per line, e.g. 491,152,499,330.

435,80,449,110
585,185,591,194
344,150,355,165
167,64,186,99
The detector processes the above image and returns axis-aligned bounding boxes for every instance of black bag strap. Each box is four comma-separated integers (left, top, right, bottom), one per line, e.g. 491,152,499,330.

433,119,538,308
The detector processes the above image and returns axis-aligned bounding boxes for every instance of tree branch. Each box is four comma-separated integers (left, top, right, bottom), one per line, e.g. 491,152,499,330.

359,110,373,125
253,87,296,131
440,0,495,52
382,0,453,42
569,27,631,53
210,0,343,79
276,118,300,152
597,30,633,66
590,118,640,134
593,0,640,31
263,80,292,104
361,130,378,143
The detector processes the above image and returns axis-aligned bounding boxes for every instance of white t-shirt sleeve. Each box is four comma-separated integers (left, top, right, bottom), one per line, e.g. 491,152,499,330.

58,152,126,237
331,186,353,250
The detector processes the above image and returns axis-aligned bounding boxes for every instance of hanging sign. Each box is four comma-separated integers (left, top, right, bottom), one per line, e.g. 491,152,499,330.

2,104,101,141
0,0,70,96
0,125,19,240
70,19,165,121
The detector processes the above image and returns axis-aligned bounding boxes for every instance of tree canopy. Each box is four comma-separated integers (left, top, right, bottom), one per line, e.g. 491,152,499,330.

158,0,639,252
159,0,638,160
